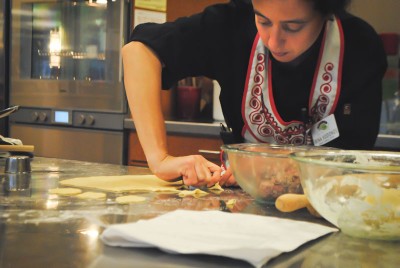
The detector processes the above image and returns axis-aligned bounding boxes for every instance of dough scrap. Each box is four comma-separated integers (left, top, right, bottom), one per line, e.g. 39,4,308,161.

116,195,147,204
59,175,182,193
48,188,82,196
75,192,106,199
208,182,224,192
226,199,237,210
178,189,209,197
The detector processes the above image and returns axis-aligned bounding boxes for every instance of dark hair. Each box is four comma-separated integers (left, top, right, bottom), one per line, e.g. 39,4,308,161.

309,0,352,16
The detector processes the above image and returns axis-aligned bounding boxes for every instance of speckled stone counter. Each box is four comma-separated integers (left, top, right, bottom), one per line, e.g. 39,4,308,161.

0,157,399,268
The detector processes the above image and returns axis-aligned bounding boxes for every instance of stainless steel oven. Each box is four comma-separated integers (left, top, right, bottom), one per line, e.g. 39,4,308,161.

8,0,130,164
0,0,10,135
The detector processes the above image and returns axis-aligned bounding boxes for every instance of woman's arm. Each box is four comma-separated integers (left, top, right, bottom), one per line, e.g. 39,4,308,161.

122,42,221,186
122,42,168,172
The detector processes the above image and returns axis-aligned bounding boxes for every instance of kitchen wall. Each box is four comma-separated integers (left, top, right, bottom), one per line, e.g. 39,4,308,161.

166,0,228,21
349,0,400,33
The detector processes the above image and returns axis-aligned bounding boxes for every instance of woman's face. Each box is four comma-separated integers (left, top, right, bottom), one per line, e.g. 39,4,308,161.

252,0,325,63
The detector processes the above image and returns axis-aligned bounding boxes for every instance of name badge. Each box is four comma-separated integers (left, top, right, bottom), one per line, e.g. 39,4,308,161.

311,114,340,146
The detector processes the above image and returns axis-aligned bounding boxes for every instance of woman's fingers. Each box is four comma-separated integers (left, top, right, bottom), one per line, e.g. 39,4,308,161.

178,155,221,187
151,154,225,187
182,167,199,186
193,159,211,183
208,167,222,187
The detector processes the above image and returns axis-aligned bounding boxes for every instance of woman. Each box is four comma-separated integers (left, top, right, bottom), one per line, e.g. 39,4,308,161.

122,0,387,187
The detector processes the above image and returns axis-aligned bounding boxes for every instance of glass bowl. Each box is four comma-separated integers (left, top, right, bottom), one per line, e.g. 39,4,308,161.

290,150,400,240
221,143,325,204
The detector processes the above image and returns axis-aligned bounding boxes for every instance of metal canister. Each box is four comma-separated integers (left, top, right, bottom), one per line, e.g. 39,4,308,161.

3,155,32,194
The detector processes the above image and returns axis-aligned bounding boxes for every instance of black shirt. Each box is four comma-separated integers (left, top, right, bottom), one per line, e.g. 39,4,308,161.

129,0,387,149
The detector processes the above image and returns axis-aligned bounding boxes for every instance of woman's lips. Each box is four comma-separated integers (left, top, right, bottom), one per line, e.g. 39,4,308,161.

271,51,288,58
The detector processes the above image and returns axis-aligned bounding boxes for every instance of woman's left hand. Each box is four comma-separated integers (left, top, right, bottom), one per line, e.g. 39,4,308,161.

219,166,237,187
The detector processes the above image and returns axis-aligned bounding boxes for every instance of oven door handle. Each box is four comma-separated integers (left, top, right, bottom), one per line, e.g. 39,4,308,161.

0,106,19,119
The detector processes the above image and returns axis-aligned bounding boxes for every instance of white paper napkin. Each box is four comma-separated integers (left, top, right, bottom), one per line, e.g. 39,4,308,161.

101,210,338,268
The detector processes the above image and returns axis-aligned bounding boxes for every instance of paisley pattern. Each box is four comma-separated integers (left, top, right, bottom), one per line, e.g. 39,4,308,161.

242,16,344,144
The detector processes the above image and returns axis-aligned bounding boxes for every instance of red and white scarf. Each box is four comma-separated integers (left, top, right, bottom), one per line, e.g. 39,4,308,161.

242,16,344,145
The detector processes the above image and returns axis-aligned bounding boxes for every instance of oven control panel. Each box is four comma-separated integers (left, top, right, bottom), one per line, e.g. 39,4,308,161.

52,110,72,125
9,107,125,131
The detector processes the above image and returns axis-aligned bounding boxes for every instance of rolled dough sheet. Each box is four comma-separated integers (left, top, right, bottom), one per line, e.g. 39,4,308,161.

115,195,146,204
59,175,182,193
76,192,106,199
48,188,82,196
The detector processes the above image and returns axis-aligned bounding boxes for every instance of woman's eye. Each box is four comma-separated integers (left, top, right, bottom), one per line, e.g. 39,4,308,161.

282,24,304,33
256,17,271,26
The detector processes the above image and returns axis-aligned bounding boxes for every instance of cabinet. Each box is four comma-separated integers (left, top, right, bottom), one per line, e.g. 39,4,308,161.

128,131,223,167
166,0,229,21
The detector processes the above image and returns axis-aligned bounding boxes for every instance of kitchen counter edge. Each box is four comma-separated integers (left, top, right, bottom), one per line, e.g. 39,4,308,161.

124,119,400,150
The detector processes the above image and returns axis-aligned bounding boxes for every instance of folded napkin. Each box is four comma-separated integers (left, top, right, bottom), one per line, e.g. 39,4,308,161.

0,135,22,145
101,210,338,268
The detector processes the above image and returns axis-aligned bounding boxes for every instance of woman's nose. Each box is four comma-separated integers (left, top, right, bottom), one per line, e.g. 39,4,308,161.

267,27,284,51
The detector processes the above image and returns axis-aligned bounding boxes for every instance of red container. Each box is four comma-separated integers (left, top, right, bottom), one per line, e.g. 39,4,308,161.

380,33,399,55
176,86,201,120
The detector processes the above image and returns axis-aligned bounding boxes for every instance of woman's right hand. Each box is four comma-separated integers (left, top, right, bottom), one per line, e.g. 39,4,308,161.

150,154,222,188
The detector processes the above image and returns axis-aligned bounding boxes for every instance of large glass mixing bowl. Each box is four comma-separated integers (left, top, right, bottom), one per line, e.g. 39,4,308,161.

221,143,325,204
290,150,400,240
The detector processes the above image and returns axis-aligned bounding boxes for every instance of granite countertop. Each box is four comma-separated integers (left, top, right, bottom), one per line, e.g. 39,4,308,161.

0,157,399,267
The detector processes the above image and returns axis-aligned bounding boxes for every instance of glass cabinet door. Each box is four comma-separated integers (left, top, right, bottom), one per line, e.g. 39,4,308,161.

29,2,114,81
11,0,127,112
379,35,400,136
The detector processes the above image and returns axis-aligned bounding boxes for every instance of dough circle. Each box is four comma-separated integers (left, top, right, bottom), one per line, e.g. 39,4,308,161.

76,192,106,199
116,195,146,204
59,175,181,193
48,188,82,196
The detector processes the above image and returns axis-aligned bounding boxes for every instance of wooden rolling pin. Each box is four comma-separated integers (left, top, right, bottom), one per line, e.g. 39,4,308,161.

0,145,35,153
275,193,321,218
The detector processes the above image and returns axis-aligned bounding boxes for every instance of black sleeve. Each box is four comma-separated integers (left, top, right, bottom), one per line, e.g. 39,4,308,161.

327,15,388,150
128,0,250,89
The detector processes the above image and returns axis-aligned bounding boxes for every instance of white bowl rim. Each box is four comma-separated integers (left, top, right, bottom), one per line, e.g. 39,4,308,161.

290,150,400,172
221,143,327,158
